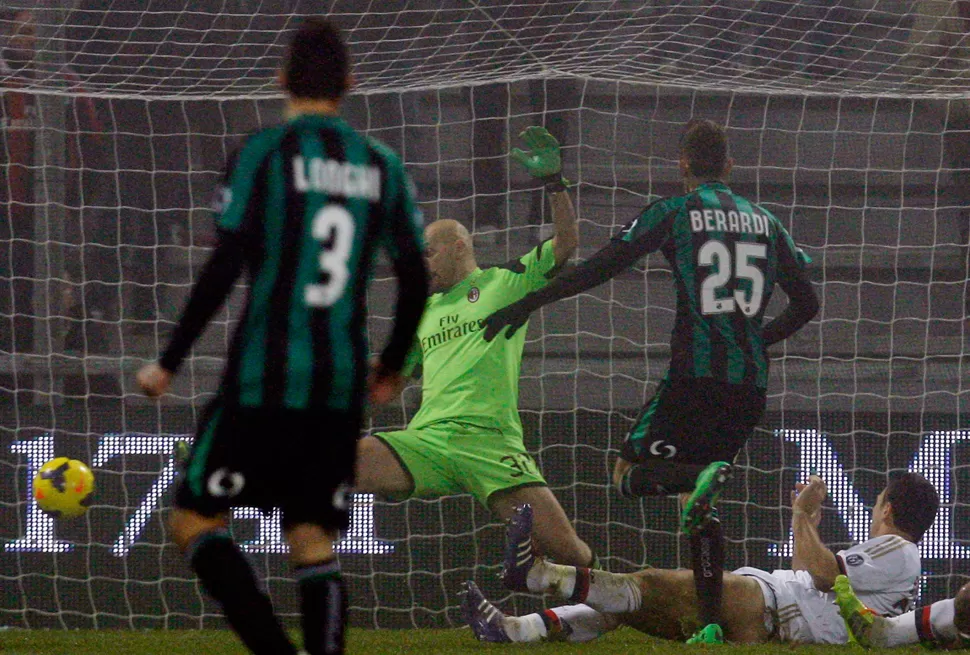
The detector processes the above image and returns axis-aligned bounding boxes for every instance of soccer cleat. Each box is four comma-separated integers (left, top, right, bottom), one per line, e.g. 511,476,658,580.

501,504,536,592
834,574,877,648
174,439,191,468
460,581,511,643
680,462,733,535
687,623,725,644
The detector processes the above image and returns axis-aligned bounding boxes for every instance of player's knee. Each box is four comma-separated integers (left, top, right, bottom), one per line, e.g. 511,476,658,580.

285,523,336,565
955,583,970,634
168,509,225,552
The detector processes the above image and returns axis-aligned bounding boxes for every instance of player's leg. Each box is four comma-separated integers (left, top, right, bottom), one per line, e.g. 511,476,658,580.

836,575,970,649
488,485,594,567
461,580,619,644
171,402,297,654
354,427,461,501
501,505,769,643
446,423,596,567
285,411,360,655
353,435,412,497
286,523,344,655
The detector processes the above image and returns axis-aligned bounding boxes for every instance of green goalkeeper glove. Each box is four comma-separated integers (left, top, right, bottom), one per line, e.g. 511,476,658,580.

510,126,570,192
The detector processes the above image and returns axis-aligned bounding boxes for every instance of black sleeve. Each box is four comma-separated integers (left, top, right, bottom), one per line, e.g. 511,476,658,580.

517,227,657,313
159,231,245,373
762,243,820,347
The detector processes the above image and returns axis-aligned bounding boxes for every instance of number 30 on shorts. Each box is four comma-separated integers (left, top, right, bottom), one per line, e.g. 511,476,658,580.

501,453,537,478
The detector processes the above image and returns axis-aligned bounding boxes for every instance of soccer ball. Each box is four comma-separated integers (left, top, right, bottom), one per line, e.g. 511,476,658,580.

33,457,95,518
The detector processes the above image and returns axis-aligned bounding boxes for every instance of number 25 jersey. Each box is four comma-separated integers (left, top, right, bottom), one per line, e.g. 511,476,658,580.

618,181,811,388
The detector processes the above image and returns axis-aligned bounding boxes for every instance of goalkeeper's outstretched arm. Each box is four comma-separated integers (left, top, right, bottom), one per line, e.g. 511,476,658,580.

509,125,578,266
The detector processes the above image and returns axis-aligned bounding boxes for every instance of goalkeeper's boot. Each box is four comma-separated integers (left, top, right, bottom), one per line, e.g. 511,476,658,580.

834,574,879,648
501,504,536,592
680,462,733,535
687,623,725,645
460,581,511,643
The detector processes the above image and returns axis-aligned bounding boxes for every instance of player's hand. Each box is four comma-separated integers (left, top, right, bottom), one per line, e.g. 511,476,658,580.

482,300,533,342
368,360,406,406
137,362,172,399
791,475,826,525
510,126,562,179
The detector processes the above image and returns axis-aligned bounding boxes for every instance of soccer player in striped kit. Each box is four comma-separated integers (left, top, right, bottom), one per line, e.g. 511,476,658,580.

137,18,428,655
483,119,820,643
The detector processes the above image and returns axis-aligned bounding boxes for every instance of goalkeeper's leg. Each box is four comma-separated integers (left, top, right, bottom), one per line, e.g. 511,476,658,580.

489,485,597,568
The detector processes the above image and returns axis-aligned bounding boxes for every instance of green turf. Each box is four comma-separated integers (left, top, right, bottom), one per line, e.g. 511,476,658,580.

0,627,929,654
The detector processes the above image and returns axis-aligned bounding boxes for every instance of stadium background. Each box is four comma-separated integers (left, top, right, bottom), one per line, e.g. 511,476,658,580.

2,0,969,633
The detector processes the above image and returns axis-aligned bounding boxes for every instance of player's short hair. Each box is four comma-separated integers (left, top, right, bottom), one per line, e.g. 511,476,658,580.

680,119,729,179
284,17,349,100
884,472,939,542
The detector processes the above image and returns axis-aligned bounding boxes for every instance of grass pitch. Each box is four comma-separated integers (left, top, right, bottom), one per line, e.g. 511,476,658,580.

0,627,927,654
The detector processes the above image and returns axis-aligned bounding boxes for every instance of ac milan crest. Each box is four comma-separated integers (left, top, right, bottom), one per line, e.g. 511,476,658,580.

467,287,480,303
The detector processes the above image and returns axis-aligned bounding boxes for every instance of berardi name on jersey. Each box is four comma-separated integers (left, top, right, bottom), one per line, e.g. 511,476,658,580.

689,208,772,236
293,156,381,201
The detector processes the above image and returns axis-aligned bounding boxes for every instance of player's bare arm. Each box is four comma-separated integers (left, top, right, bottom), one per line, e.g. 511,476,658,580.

510,126,578,266
791,475,841,591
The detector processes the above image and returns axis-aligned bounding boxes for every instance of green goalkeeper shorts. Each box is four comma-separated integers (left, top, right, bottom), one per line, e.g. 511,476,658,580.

372,420,547,506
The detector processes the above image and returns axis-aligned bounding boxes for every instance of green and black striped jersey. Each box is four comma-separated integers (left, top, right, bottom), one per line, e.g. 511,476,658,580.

615,181,812,388
513,181,817,390
160,113,428,411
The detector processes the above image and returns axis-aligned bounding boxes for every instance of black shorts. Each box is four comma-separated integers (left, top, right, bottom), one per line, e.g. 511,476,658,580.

174,398,360,531
619,376,766,466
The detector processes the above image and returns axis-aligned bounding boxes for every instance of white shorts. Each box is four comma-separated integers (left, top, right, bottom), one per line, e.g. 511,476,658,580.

733,567,815,643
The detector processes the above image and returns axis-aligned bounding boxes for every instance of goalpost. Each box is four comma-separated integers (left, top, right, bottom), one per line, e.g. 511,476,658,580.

1,0,969,630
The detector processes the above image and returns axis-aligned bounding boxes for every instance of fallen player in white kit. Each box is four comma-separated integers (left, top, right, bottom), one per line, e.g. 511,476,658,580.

463,473,940,645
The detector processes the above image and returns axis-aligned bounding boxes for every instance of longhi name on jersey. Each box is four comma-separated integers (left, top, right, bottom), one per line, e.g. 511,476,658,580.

293,156,381,201
689,208,771,236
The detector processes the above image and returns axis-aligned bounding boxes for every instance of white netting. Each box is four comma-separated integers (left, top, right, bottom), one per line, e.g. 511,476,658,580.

1,0,969,630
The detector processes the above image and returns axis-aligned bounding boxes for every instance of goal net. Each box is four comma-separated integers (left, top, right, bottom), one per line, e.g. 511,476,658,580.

2,0,969,630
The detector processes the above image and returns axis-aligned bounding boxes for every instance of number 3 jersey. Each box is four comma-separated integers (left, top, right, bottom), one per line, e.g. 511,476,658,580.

616,181,812,388
159,114,427,412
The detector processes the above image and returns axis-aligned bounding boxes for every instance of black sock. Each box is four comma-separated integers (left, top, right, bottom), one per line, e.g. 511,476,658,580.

689,515,725,628
618,461,709,497
297,558,346,655
187,530,296,654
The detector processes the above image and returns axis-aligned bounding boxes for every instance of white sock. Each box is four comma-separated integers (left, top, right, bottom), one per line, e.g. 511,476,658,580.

879,600,960,647
526,559,577,597
876,612,920,647
930,599,962,644
583,569,643,614
503,613,547,643
547,604,620,643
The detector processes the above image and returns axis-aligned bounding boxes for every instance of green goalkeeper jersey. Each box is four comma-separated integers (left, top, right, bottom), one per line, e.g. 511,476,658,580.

404,240,560,436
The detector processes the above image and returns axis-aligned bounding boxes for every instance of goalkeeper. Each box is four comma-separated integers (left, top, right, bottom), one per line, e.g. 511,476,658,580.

355,126,596,568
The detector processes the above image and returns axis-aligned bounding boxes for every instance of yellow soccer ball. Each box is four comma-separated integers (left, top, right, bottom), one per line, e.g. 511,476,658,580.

33,457,95,518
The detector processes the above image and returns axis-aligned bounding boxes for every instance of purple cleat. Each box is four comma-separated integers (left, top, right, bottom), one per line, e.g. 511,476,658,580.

460,581,511,643
501,504,535,592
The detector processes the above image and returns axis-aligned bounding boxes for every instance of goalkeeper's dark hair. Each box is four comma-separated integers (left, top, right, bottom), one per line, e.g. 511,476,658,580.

284,17,349,100
884,471,939,542
680,119,729,180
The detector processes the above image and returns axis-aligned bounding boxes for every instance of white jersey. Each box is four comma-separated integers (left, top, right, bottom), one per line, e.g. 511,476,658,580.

735,534,920,644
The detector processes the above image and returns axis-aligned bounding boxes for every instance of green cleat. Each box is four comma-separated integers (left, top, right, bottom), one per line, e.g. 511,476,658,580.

174,440,191,468
834,574,877,648
680,461,733,535
687,623,724,645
